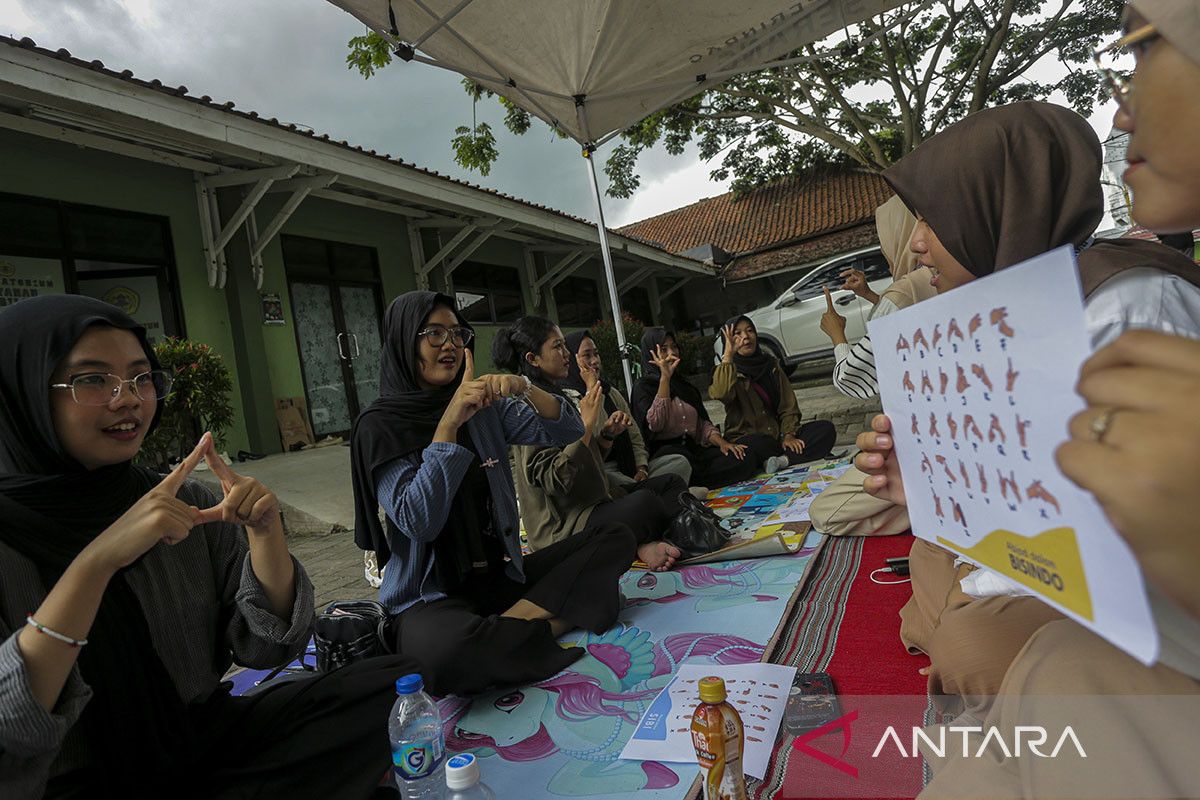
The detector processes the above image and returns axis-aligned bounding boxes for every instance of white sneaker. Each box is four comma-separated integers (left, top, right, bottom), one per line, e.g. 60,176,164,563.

688,486,710,500
764,455,789,474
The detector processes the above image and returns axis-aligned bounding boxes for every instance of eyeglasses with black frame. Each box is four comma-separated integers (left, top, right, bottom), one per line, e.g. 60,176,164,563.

417,325,474,348
1093,23,1162,110
50,370,175,406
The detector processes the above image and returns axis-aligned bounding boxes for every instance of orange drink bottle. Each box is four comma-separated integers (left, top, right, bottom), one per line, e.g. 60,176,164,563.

690,676,748,800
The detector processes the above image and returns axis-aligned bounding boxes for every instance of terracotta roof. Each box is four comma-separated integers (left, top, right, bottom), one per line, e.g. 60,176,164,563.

616,169,894,257
724,222,878,282
0,35,694,260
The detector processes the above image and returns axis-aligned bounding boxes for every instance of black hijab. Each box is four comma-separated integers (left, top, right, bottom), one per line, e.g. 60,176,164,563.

632,328,711,439
724,315,781,412
883,100,1200,296
350,291,485,572
0,294,189,790
564,330,637,475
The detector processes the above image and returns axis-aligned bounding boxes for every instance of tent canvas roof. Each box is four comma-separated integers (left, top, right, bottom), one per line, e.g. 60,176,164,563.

328,0,904,145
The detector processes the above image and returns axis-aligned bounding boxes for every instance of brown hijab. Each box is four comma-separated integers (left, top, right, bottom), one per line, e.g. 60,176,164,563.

883,100,1200,297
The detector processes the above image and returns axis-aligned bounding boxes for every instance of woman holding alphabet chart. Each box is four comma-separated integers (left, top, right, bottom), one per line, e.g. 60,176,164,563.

0,295,416,800
850,99,1200,726
352,294,640,698
914,4,1200,797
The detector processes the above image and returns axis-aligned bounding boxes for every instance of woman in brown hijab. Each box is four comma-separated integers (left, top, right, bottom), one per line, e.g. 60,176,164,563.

840,100,1200,725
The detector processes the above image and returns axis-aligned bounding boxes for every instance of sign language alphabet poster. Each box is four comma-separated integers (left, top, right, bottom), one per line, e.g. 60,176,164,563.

869,247,1158,664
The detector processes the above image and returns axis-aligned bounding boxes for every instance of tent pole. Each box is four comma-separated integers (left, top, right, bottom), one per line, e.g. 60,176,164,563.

582,147,634,395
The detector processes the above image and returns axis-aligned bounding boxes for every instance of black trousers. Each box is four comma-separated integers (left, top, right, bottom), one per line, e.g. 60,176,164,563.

740,419,838,465
587,473,686,543
389,521,636,697
650,439,766,489
47,655,420,800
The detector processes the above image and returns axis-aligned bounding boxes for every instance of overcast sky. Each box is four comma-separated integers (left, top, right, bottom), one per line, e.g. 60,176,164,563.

1,0,1124,229
0,0,729,227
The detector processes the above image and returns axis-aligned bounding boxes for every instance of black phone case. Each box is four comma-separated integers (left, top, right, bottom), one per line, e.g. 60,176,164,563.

783,672,842,734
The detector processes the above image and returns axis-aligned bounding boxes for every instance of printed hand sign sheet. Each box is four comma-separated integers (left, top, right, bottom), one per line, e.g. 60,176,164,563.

619,663,795,779
869,247,1158,664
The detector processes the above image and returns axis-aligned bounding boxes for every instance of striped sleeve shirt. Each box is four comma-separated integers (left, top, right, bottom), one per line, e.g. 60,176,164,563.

832,337,880,399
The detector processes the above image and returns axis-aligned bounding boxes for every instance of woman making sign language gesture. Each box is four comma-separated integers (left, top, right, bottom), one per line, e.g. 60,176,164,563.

631,328,764,488
352,294,640,698
0,295,418,800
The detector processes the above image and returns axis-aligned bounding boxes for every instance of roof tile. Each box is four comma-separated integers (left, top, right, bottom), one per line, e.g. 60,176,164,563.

617,169,892,257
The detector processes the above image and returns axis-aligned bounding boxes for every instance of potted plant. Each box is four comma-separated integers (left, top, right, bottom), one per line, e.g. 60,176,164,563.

139,338,235,471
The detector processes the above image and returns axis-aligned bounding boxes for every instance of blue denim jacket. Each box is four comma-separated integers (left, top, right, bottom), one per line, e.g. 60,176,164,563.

374,395,582,614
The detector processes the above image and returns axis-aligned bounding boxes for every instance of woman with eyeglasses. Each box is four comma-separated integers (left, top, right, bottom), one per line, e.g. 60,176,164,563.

351,293,637,698
0,295,422,799
906,6,1200,798
492,315,684,571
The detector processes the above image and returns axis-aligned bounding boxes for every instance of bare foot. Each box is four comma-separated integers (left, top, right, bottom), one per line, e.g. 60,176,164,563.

638,541,681,571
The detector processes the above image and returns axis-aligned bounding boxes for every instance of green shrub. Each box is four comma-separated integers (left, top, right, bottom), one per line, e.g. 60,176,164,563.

139,338,235,470
674,329,714,377
587,312,645,383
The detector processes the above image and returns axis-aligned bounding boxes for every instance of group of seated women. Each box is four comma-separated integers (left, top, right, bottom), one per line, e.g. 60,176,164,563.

0,256,833,796
2,2,1195,796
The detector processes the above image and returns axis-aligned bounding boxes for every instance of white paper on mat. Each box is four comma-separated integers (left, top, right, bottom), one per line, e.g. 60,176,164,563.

618,662,796,779
868,246,1158,664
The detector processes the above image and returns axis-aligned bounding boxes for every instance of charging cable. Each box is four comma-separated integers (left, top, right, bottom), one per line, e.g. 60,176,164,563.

869,565,911,585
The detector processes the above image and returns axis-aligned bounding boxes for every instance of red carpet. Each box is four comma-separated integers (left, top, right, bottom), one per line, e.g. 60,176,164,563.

749,534,930,800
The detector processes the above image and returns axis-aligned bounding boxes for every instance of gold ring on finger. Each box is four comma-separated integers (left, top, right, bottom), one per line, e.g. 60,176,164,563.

1089,407,1120,444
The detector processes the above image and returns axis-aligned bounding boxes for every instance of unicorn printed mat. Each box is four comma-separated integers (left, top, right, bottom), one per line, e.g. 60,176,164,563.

437,530,825,799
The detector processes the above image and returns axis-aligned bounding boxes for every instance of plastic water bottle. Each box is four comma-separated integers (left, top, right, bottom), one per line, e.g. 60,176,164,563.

388,673,445,799
444,753,495,799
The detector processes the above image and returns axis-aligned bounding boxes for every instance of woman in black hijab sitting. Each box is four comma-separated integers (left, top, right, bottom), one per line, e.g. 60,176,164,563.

0,295,414,800
709,316,838,468
632,328,766,488
351,292,636,697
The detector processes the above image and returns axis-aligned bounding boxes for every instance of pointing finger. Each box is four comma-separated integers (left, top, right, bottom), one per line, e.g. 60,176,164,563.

159,432,211,495
462,347,475,382
823,286,835,313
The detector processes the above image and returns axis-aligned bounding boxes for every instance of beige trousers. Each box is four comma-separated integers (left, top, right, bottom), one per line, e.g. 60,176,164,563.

900,539,1064,719
808,464,912,536
921,619,1200,799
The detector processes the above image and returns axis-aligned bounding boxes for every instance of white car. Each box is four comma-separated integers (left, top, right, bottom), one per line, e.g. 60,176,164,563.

715,246,893,374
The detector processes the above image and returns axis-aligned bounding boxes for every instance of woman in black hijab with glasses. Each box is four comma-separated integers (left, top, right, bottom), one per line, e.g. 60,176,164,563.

0,294,417,800
351,291,636,697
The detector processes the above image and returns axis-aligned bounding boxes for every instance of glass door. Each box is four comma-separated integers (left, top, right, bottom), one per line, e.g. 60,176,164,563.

338,285,384,410
289,280,383,438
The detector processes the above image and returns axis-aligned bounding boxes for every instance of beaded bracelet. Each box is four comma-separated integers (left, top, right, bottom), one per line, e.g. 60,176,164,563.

25,615,87,648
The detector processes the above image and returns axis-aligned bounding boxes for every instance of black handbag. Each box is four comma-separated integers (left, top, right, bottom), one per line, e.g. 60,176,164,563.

668,491,733,559
313,599,389,672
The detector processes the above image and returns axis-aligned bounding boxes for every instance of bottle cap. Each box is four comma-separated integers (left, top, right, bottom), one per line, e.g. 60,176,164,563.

698,676,726,703
395,673,424,695
445,752,480,790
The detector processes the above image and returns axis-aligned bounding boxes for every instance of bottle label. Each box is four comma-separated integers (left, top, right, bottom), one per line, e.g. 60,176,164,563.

392,738,444,780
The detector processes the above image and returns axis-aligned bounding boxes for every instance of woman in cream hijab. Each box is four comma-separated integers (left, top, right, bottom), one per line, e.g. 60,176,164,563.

873,195,938,312
807,197,936,538
821,197,937,403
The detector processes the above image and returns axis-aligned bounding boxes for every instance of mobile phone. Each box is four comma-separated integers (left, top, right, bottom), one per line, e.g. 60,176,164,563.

783,672,842,734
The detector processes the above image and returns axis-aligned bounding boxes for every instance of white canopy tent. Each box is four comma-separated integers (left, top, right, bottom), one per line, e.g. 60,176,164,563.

326,0,904,390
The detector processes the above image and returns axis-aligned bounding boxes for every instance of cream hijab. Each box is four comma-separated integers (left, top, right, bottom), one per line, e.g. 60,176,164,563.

875,195,937,310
